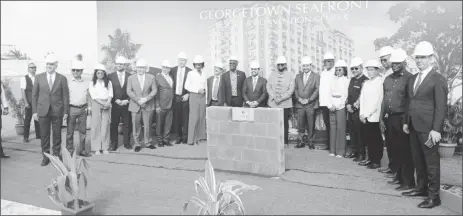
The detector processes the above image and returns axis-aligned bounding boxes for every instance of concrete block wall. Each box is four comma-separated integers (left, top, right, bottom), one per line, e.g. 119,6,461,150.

206,106,285,177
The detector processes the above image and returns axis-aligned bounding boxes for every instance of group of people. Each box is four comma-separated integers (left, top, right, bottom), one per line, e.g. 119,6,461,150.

0,40,447,209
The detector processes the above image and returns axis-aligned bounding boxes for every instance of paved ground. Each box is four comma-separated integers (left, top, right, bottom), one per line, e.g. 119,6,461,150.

1,115,462,215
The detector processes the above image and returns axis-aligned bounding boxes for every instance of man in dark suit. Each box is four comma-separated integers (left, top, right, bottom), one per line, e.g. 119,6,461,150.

294,57,320,149
32,54,70,166
242,61,267,108
155,60,175,147
207,62,226,106
170,52,191,144
401,41,448,209
108,56,132,151
222,56,246,107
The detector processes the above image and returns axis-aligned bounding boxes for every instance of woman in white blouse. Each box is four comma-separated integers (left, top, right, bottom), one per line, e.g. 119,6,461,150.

328,60,350,158
184,55,208,145
89,63,113,155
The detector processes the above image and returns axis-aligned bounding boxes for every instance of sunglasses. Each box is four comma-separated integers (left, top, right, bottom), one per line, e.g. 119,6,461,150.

277,64,285,67
28,67,36,69
350,67,359,71
72,69,83,72
380,59,388,62
335,69,344,72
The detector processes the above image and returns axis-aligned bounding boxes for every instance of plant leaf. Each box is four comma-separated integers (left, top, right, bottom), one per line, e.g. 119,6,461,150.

205,160,217,198
44,152,68,176
68,172,79,200
56,175,72,203
222,191,245,215
61,148,74,173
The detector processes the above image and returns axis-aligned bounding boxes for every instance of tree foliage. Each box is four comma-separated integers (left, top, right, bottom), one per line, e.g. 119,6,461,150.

374,1,462,100
4,48,30,60
101,28,142,72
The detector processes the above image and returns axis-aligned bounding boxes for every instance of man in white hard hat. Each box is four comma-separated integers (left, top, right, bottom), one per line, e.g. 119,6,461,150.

222,56,246,107
346,57,369,160
20,62,40,143
267,56,295,145
66,60,91,157
379,48,414,190
318,52,336,150
242,61,268,108
184,55,208,145
127,58,158,152
207,61,225,107
108,56,132,151
32,54,70,166
171,52,192,144
155,60,175,148
359,59,384,169
379,46,394,77
0,84,10,158
293,56,319,149
401,41,448,209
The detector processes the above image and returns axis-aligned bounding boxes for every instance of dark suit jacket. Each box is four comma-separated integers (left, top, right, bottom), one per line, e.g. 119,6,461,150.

32,72,69,117
294,72,320,109
155,73,175,110
108,71,130,103
242,76,268,107
170,66,192,96
222,70,246,106
405,68,448,133
206,75,225,106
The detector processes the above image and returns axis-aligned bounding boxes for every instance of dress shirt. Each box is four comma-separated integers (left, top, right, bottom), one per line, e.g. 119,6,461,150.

319,67,335,107
69,78,89,106
230,71,238,96
117,71,125,87
137,74,146,91
303,71,311,85
162,73,173,87
20,73,36,89
185,69,207,94
176,67,185,95
1,85,8,108
359,76,384,122
414,66,433,90
252,76,259,91
212,75,221,100
89,80,113,100
47,72,56,88
383,70,412,114
330,76,349,110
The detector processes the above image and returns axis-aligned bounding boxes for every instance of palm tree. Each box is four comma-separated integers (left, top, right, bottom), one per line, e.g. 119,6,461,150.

6,48,30,60
101,28,142,72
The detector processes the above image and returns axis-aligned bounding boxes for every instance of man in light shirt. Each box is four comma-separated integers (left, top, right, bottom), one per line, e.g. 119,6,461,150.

127,59,158,152
155,60,175,147
207,61,225,106
318,52,336,149
66,60,91,157
359,59,384,169
170,52,192,144
20,62,40,143
1,84,10,158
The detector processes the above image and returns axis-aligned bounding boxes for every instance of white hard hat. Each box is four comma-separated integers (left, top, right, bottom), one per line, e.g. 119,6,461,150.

413,41,434,56
334,60,348,68
349,57,363,67
323,52,335,60
214,61,223,69
115,56,128,64
301,56,312,65
94,63,106,71
365,59,381,68
71,60,85,70
162,60,171,68
136,59,148,67
44,54,58,63
379,46,394,57
250,61,260,69
177,52,188,59
193,55,204,64
390,48,408,63
276,56,287,64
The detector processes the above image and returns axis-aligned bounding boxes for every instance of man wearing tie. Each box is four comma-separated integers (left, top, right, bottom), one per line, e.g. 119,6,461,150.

242,61,268,108
109,56,132,150
222,56,246,107
171,52,191,144
155,60,175,147
401,41,448,209
207,62,225,106
294,57,320,149
127,59,158,152
32,54,70,166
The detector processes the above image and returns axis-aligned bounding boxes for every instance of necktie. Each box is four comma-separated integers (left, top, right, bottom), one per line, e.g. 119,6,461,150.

212,76,219,100
48,75,53,90
304,73,309,84
414,72,423,95
253,78,257,91
119,73,124,86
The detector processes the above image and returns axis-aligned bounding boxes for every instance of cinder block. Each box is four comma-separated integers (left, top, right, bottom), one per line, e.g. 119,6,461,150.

242,149,269,164
206,106,231,121
218,147,243,161
219,122,241,134
210,158,235,171
253,164,285,176
207,145,219,159
242,123,267,136
207,120,220,134
207,133,230,146
233,161,255,173
230,135,253,148
254,137,279,151
267,123,283,139
254,108,283,124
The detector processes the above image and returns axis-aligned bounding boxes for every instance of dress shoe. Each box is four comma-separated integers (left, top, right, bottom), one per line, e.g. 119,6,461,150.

353,156,365,162
23,138,29,143
188,143,194,146
175,139,182,144
1,154,10,159
345,153,357,158
41,157,50,166
395,185,415,191
358,160,371,166
387,179,401,185
367,163,381,169
79,153,92,157
163,141,173,147
402,189,428,197
124,145,133,150
158,142,164,147
385,173,397,178
418,198,441,208
134,146,141,152
378,167,391,173
295,143,305,148
147,145,157,149
307,144,315,149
